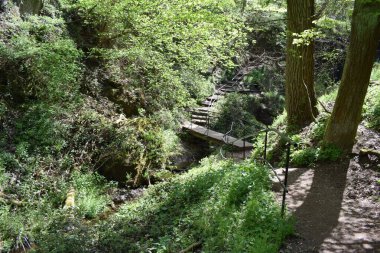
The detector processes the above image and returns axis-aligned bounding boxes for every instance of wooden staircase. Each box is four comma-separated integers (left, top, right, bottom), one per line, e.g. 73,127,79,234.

183,63,258,150
190,64,258,127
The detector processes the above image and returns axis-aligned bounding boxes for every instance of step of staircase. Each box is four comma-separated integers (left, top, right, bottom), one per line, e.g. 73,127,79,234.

191,110,210,117
220,87,258,93
192,107,217,113
191,115,212,120
201,100,216,106
206,94,223,101
191,119,208,126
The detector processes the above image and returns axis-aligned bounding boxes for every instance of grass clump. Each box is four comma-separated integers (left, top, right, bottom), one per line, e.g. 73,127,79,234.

98,157,293,253
72,171,114,219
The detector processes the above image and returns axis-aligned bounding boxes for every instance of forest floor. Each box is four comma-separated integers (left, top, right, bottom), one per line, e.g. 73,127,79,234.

279,125,380,253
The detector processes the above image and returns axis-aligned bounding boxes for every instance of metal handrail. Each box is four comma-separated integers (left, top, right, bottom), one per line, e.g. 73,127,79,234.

256,157,287,191
220,120,296,218
223,122,235,144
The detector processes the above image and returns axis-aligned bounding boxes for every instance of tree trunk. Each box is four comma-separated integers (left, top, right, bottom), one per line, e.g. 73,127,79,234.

324,0,380,151
285,0,318,131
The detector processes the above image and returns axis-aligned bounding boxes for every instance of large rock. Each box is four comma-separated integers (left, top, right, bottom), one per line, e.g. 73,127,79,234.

101,77,142,117
12,0,43,15
0,0,8,12
98,155,145,187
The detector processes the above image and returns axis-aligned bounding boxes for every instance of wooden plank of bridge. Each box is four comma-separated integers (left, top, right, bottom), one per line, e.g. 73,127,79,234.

182,122,253,150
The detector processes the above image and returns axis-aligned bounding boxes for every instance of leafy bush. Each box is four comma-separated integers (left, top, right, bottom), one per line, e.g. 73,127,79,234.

72,172,114,219
310,113,330,143
291,147,318,167
290,144,342,167
317,144,342,162
0,154,114,251
212,93,263,138
371,62,380,81
64,0,246,112
0,15,82,103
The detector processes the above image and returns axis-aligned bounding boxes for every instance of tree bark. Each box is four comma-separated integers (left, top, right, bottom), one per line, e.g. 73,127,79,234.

324,0,380,151
285,0,318,131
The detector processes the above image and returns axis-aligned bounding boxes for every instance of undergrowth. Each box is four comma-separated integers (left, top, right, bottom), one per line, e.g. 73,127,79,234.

251,65,380,167
251,95,343,167
96,157,294,253
0,168,114,252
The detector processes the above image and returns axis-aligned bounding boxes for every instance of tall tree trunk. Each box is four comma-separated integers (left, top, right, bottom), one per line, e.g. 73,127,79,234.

324,0,380,151
285,0,318,131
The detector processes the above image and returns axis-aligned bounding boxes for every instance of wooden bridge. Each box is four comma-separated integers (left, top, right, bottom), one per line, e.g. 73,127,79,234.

182,121,253,150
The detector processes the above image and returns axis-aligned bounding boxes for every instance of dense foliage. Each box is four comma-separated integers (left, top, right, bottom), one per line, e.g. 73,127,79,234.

0,1,252,251
63,0,246,111
0,0,246,189
1,0,379,252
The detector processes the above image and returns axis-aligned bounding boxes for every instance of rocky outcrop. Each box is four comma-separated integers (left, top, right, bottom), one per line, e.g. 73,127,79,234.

13,0,43,15
101,77,143,117
4,0,43,15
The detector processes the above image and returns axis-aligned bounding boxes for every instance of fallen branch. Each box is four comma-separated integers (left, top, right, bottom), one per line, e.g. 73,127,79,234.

179,241,202,253
359,149,380,157
0,192,23,206
318,100,332,114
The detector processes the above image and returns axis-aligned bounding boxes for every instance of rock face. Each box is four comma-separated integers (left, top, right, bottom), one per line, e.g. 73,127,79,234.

169,138,211,171
12,0,43,15
98,157,140,187
0,0,8,12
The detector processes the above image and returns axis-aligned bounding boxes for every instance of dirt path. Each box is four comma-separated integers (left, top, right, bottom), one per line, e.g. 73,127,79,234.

278,126,380,253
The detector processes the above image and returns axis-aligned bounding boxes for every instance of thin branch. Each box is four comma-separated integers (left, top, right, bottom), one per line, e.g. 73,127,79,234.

313,0,330,20
251,18,287,24
318,100,332,114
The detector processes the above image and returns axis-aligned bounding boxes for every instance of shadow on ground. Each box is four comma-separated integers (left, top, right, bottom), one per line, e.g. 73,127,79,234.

294,162,348,250
280,155,380,253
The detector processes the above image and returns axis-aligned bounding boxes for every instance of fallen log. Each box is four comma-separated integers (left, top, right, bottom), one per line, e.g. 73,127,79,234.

179,241,202,253
0,191,23,206
359,149,380,157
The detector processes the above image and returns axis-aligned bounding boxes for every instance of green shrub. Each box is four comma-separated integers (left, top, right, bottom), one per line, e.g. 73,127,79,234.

317,144,342,162
310,113,329,142
291,147,318,167
290,144,342,167
371,62,380,81
66,0,246,112
0,21,82,103
212,93,262,138
244,68,265,84
319,85,339,104
262,90,285,116
72,172,114,219
251,111,287,163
